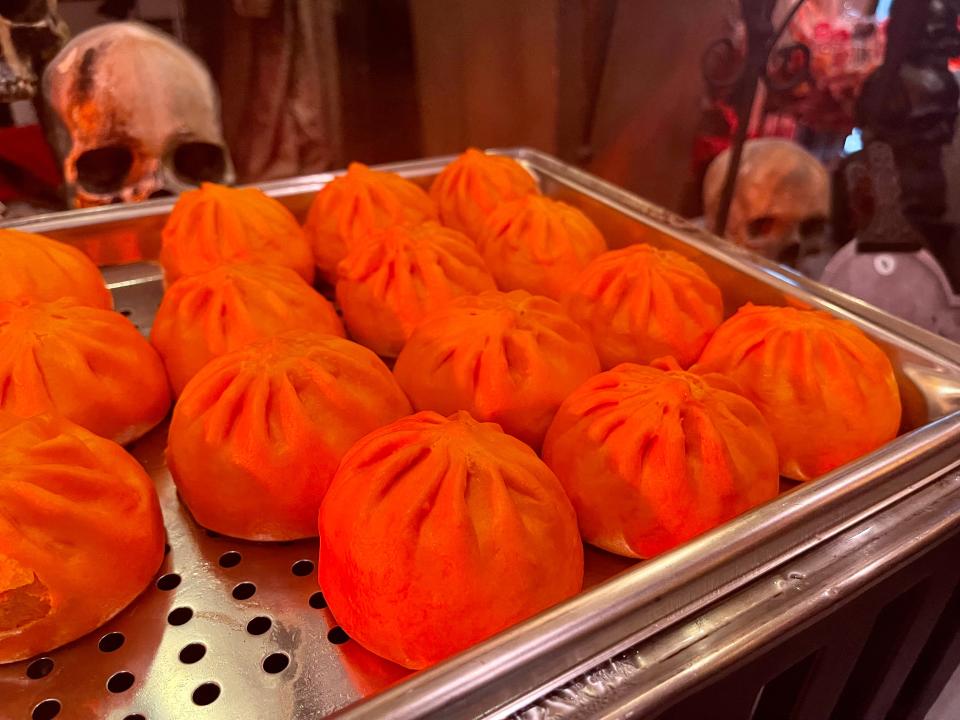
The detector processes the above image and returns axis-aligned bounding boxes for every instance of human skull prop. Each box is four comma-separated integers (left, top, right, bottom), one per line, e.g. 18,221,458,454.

703,138,830,266
0,0,68,102
42,21,234,208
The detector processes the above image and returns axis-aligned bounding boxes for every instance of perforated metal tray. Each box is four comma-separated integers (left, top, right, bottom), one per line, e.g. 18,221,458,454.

2,150,960,720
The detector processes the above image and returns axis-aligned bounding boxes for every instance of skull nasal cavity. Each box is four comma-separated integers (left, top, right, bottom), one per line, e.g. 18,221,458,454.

0,0,44,22
746,216,777,238
173,142,227,185
75,146,134,194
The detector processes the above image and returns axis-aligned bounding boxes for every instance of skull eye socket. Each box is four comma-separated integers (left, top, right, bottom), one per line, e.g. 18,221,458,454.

75,145,134,195
746,216,777,238
799,216,827,239
172,142,228,185
0,0,45,22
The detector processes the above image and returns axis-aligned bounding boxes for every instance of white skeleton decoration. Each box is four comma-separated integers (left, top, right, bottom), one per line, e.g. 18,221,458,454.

703,138,830,268
42,21,234,208
0,0,67,102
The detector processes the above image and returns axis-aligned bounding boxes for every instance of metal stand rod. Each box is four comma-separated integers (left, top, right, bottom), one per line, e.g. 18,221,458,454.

711,0,809,236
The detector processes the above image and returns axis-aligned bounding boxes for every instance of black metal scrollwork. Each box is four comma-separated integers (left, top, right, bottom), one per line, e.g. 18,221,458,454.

704,0,811,236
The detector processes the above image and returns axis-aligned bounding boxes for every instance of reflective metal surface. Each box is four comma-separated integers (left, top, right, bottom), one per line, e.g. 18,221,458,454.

511,469,960,720
2,149,960,720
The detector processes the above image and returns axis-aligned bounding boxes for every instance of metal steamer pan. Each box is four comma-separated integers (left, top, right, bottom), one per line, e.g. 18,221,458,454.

2,150,959,720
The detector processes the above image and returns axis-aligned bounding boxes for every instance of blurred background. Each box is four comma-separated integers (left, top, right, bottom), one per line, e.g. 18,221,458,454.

0,0,895,208
3,0,960,339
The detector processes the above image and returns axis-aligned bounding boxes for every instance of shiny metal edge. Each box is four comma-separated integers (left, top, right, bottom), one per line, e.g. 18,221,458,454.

0,155,462,234
510,470,960,720
332,416,960,720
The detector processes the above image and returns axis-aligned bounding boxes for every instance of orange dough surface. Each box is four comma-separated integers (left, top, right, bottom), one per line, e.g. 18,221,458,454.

394,290,600,448
336,221,495,357
564,244,724,368
429,148,539,240
0,228,112,310
160,182,315,284
0,299,170,444
319,410,584,669
0,412,164,663
305,162,437,282
693,304,902,481
477,195,607,300
543,360,779,559
151,263,344,394
168,332,412,540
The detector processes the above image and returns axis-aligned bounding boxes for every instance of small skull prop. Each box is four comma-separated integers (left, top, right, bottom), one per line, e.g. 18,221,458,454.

42,22,234,208
703,138,830,266
0,0,68,102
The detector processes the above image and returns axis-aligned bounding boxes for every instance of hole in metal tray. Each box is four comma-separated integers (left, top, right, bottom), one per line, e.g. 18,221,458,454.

31,698,60,720
179,643,206,665
218,550,242,568
327,627,350,645
98,632,125,653
232,582,257,600
247,616,272,636
167,607,193,626
26,657,54,680
291,559,315,577
192,682,221,706
263,652,290,674
106,671,135,694
156,573,181,591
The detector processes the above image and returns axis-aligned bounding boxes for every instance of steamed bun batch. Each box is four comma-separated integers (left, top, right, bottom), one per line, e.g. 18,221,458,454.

0,148,905,671
0,231,167,663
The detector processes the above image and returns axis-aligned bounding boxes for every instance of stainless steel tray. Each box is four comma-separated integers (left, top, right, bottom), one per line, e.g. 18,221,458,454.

2,149,960,720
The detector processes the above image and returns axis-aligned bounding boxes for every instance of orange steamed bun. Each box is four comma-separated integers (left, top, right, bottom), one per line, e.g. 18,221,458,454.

0,299,170,444
168,332,411,540
305,162,437,282
693,304,902,481
151,263,344,394
0,412,164,663
430,148,539,240
319,410,583,669
160,182,315,284
564,244,724,368
0,228,112,309
336,221,495,357
543,359,779,559
394,290,600,448
477,195,607,300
